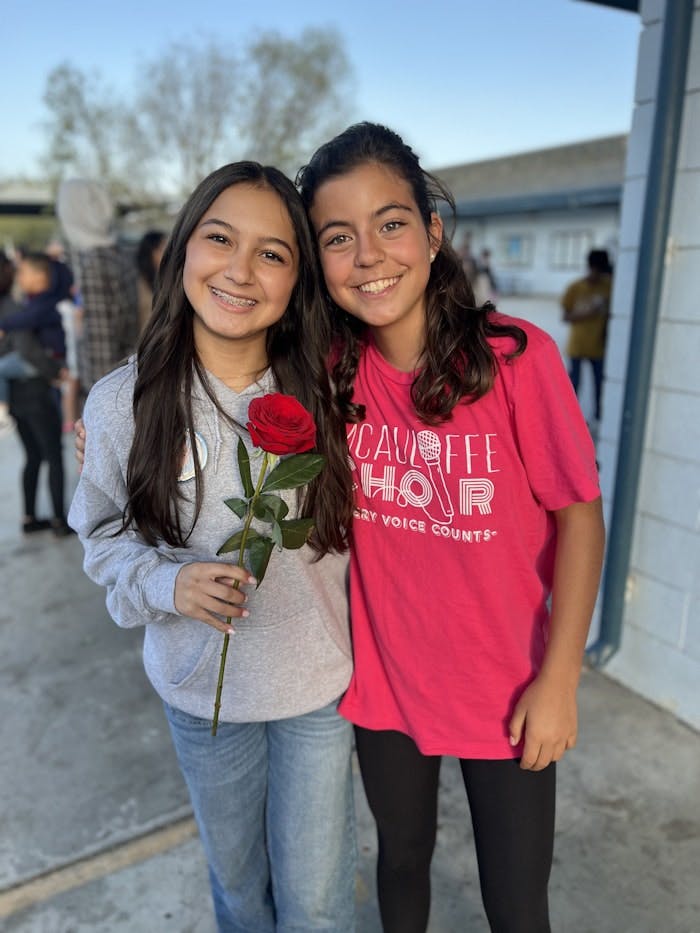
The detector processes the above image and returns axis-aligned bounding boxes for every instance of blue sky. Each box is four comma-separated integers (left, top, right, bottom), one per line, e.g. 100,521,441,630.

1,0,640,178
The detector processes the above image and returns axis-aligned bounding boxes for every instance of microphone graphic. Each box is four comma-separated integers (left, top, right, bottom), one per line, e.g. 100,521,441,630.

416,430,453,522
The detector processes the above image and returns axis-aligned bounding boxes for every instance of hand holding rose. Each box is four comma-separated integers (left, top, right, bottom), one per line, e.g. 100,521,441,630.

174,561,257,633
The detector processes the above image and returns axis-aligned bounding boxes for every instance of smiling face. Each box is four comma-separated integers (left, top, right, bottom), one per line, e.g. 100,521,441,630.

183,182,299,371
309,162,442,368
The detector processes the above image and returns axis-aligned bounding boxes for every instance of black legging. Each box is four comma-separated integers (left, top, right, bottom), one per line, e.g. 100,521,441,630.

14,393,65,521
354,726,555,933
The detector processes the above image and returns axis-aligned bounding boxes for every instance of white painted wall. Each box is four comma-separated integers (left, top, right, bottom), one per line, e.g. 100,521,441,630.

599,0,700,730
454,207,619,298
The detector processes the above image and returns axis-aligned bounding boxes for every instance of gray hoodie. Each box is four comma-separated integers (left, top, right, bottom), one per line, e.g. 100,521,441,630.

68,361,352,723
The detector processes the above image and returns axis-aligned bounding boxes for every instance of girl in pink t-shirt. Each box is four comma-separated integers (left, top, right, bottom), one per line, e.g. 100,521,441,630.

298,123,605,933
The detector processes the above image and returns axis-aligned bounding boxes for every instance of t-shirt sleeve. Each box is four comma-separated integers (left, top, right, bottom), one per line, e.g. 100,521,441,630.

509,328,600,511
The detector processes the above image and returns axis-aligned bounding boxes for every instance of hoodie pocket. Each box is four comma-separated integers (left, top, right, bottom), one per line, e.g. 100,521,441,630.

165,628,221,689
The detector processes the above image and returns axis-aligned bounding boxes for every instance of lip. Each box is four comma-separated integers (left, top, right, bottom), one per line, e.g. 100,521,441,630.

208,285,257,310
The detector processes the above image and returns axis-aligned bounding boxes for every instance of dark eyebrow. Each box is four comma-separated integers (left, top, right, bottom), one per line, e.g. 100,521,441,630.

199,218,295,257
316,202,414,240
376,201,414,217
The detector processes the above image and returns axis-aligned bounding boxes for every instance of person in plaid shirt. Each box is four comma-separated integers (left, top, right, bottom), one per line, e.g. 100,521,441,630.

57,179,139,391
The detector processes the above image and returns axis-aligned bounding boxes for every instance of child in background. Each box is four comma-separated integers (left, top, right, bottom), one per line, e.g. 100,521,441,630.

0,344,38,435
0,252,68,433
7,252,69,361
298,123,605,933
0,251,71,534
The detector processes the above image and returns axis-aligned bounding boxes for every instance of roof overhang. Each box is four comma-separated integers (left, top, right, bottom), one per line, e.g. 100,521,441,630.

579,0,639,12
451,184,623,219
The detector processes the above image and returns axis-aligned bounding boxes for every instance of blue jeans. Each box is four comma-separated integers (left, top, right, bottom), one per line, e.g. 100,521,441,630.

163,699,356,933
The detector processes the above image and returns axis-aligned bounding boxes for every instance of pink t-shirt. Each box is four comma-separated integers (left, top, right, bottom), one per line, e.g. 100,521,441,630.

339,315,601,758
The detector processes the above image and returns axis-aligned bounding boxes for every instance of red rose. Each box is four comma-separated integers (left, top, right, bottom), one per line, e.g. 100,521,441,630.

246,393,317,455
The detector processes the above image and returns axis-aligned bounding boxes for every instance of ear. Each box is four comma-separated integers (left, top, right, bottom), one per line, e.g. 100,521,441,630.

428,211,443,260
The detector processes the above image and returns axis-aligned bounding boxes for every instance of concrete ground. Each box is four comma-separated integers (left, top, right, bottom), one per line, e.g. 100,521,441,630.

0,395,698,932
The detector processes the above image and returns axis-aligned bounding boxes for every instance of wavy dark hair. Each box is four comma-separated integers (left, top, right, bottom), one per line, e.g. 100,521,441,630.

297,122,527,425
124,162,353,554
135,229,166,290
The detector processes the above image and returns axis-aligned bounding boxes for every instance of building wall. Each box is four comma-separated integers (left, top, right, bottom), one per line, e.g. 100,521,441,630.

600,0,700,729
454,207,619,297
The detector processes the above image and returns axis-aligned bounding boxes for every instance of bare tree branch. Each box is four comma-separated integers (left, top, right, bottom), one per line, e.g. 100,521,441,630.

240,28,355,177
40,30,356,198
41,63,126,191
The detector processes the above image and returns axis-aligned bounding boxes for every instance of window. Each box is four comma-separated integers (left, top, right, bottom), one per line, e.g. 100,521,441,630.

550,230,593,270
499,234,534,267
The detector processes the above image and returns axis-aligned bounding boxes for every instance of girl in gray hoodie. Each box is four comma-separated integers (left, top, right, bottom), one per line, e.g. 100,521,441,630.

69,162,356,932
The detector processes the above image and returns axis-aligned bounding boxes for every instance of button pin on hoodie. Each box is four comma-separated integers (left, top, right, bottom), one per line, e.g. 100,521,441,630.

178,432,208,482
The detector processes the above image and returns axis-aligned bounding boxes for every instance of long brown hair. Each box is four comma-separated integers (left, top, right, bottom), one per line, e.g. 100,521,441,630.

124,162,353,553
297,122,527,426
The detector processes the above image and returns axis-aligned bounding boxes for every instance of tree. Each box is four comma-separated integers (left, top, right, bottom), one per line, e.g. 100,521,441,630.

41,63,129,195
131,39,242,195
239,28,354,178
40,30,355,199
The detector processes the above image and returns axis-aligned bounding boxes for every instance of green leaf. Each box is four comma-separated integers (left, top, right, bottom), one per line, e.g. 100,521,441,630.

224,497,248,519
270,521,283,549
252,494,289,524
217,527,262,555
279,518,315,549
249,536,274,585
237,437,254,498
262,454,325,492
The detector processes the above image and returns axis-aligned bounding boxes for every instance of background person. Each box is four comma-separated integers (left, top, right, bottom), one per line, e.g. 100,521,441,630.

56,179,139,392
0,252,69,430
45,238,82,430
455,230,477,282
472,246,499,306
561,248,613,430
0,252,72,536
135,229,166,332
2,251,68,368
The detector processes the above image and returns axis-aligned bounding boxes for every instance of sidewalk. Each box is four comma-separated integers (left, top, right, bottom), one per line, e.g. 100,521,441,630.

0,429,698,932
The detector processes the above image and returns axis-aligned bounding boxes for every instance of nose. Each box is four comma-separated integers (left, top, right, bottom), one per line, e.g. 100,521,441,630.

224,249,254,285
354,231,383,268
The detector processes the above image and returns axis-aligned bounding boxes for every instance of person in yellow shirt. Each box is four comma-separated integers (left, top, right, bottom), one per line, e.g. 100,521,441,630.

561,249,612,428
